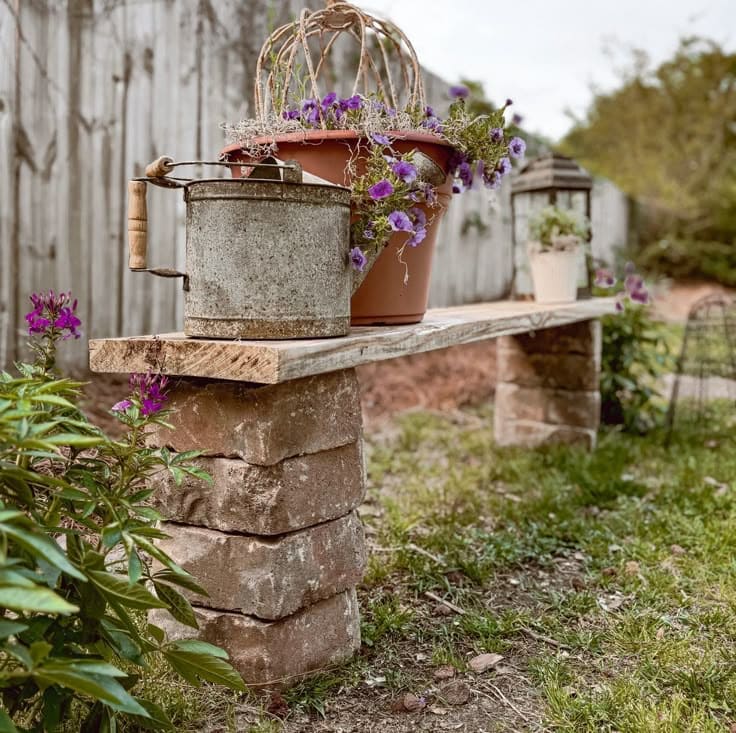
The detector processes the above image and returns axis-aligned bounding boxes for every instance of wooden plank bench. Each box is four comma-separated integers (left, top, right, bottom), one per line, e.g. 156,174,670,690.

89,298,616,687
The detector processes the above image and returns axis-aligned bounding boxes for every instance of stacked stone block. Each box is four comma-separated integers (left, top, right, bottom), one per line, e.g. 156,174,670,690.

494,319,601,449
149,369,366,686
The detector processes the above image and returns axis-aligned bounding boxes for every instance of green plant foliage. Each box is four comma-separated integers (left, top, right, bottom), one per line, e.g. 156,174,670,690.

527,205,590,251
0,295,245,731
636,237,736,287
600,303,673,432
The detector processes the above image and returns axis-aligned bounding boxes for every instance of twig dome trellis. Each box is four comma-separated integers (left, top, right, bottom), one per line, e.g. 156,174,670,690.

254,0,426,123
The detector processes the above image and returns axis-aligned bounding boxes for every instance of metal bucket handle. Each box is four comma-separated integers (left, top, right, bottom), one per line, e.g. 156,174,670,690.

127,156,302,286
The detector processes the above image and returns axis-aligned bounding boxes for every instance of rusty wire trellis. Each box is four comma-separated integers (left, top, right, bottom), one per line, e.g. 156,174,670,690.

665,294,736,441
254,0,426,123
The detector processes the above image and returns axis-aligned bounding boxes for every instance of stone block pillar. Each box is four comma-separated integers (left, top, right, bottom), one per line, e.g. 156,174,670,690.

149,369,366,686
494,319,601,449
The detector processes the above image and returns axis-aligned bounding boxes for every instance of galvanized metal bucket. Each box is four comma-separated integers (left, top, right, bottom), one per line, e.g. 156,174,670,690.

127,157,352,339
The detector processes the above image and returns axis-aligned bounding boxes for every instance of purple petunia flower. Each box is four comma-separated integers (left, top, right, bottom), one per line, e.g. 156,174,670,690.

512,113,523,126
425,106,435,118
409,207,427,229
370,132,391,146
408,227,427,247
363,227,375,240
340,95,362,111
350,246,368,272
282,109,300,120
423,184,437,205
421,117,442,132
112,399,132,412
489,127,504,143
630,288,650,304
497,157,512,176
391,160,417,184
449,85,469,99
505,98,513,107
388,211,413,232
595,268,616,288
457,161,474,188
625,273,644,294
508,136,526,159
368,179,394,200
321,92,338,110
301,99,320,125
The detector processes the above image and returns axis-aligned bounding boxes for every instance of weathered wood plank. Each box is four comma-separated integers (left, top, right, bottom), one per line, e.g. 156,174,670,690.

0,0,17,368
89,298,617,384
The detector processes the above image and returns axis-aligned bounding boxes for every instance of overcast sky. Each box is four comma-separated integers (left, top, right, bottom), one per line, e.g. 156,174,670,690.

362,0,735,141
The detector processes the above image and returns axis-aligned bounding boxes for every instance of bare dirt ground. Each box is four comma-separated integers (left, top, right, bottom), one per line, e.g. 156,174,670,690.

651,279,734,322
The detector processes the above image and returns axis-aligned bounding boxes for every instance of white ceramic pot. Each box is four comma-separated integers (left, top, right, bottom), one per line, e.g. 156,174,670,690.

527,247,579,304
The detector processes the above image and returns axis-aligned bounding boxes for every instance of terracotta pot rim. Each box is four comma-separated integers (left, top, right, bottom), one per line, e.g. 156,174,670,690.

221,129,456,158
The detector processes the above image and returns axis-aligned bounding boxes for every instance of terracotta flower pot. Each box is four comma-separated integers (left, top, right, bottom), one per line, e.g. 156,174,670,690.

221,130,454,326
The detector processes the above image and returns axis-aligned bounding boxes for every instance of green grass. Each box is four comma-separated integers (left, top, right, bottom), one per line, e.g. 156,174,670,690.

137,403,736,731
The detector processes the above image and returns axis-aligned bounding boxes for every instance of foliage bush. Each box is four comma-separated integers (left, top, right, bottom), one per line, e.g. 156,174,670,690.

0,291,244,731
600,303,673,433
636,237,736,287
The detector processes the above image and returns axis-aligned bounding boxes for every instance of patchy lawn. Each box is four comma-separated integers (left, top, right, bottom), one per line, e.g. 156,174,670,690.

136,403,736,733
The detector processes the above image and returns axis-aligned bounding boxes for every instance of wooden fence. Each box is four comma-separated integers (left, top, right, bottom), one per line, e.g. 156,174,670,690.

0,0,627,372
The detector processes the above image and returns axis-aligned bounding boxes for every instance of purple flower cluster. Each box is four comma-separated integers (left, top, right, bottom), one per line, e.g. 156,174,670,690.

282,93,365,128
449,147,514,193
596,262,650,311
25,290,82,340
119,372,170,416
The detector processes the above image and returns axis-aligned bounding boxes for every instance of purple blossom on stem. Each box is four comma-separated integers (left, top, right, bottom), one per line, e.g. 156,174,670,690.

508,136,526,159
424,106,435,118
391,160,417,184
25,290,81,339
301,99,320,126
421,117,442,132
111,399,132,413
340,94,362,111
363,227,375,240
407,228,427,247
321,92,338,111
409,207,427,229
388,211,413,232
350,246,368,272
423,184,437,205
511,113,523,126
595,268,616,288
282,109,300,121
370,132,391,146
457,161,474,188
129,372,169,416
368,179,394,200
497,156,512,176
54,307,82,339
624,261,637,275
505,98,513,107
449,85,469,99
489,127,504,143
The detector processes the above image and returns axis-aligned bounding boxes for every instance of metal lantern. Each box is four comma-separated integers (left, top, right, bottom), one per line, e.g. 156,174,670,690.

510,153,593,297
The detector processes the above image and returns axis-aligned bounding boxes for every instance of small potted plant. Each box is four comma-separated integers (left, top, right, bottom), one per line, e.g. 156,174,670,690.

526,206,590,304
221,1,525,326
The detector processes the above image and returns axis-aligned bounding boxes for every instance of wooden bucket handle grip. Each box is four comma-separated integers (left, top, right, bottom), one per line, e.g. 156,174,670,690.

128,180,148,270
